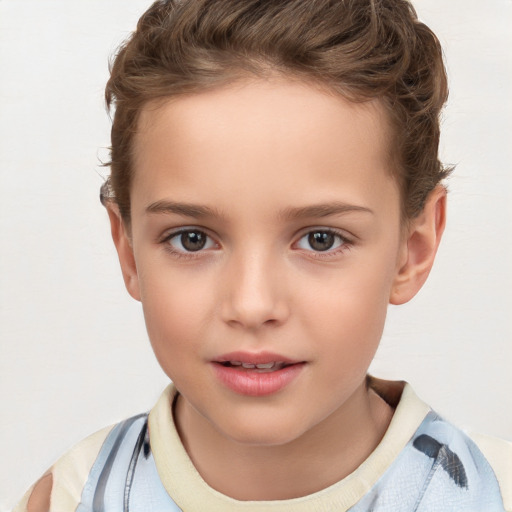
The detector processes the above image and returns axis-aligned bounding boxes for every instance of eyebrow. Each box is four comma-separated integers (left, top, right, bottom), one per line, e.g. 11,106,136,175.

145,200,373,220
279,201,374,221
146,200,224,219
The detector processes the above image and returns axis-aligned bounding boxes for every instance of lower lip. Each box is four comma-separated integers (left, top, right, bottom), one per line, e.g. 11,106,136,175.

212,363,305,396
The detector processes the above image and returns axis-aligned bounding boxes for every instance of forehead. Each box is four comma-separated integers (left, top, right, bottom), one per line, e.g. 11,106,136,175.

135,77,391,159
131,78,398,220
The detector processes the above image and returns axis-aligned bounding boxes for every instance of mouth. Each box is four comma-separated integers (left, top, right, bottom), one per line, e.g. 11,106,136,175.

216,360,295,373
211,352,306,396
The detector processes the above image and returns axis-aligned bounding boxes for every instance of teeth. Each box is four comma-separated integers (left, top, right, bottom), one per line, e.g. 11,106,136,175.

240,362,277,369
225,361,288,370
255,362,275,369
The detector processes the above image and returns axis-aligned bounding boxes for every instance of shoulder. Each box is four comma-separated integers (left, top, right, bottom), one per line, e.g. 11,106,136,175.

49,423,115,511
469,431,512,512
374,379,512,510
25,472,52,512
13,424,114,512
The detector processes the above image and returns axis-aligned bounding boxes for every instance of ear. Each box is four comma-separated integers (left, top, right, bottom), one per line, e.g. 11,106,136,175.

106,204,141,301
390,186,447,305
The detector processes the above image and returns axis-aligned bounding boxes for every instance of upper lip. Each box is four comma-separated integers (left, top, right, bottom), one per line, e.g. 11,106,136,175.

214,351,302,365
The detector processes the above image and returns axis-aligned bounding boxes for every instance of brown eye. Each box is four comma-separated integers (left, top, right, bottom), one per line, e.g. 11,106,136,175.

180,231,207,251
308,231,336,251
296,229,346,253
166,229,215,253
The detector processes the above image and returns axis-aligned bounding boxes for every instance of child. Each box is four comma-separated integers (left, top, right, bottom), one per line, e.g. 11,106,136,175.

13,0,511,510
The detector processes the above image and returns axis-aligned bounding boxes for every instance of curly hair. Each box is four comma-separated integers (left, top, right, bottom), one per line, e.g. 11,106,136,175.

102,0,451,222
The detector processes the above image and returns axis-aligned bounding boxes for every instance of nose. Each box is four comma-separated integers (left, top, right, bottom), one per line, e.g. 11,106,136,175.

220,248,289,330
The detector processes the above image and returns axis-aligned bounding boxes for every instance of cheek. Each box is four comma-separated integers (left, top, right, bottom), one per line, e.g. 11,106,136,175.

303,286,388,395
137,263,216,367
300,258,396,357
139,255,215,319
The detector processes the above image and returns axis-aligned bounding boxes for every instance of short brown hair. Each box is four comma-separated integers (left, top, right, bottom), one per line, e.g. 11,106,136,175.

102,0,451,222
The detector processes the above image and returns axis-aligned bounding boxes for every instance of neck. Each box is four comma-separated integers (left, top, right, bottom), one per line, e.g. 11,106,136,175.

174,379,394,501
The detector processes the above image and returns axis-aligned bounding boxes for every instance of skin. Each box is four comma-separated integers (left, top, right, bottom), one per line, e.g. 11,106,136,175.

26,472,51,512
108,77,446,500
28,77,444,507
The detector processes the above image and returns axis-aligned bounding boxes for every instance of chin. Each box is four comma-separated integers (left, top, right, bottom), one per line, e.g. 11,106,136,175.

216,414,311,448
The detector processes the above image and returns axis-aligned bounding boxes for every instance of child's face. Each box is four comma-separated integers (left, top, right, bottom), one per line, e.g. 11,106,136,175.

123,78,406,445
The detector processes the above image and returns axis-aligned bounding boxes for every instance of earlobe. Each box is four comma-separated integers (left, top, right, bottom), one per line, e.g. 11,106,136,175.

106,205,141,301
390,186,447,305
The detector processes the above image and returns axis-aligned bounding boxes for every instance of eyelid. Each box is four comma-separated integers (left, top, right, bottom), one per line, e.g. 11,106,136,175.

159,226,220,255
294,226,353,244
158,225,354,260
159,225,214,241
292,227,354,256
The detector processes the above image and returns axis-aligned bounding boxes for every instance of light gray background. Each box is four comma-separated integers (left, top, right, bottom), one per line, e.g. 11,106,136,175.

1,0,511,509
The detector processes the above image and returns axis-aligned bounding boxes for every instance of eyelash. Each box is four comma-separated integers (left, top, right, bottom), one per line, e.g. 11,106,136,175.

159,227,353,260
159,228,218,260
295,228,353,259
